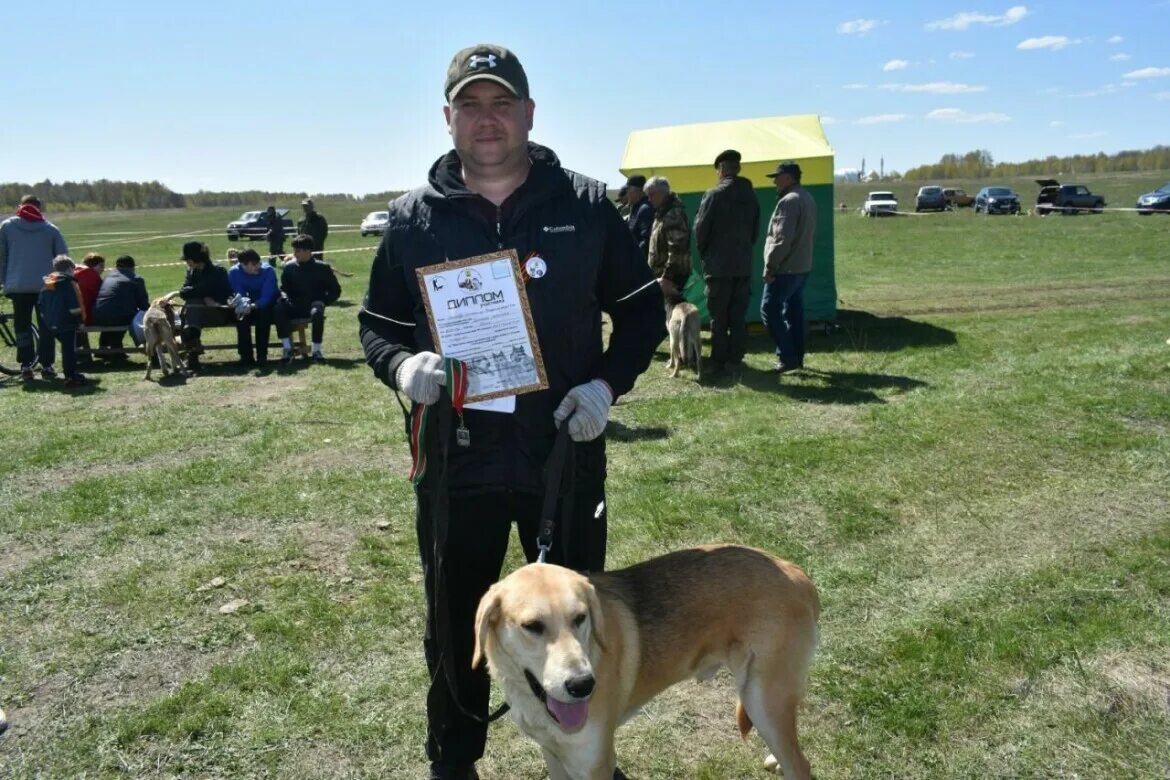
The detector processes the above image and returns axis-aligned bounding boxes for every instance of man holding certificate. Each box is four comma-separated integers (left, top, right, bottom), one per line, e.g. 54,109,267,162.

359,44,663,780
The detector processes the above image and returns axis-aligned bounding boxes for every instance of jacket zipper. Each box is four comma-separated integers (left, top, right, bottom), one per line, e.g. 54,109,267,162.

496,205,503,249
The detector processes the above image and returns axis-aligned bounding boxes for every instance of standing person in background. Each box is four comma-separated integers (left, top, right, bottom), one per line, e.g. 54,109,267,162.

0,195,69,380
93,255,149,360
624,174,654,259
297,198,328,260
644,175,692,314
37,255,87,387
178,240,233,373
694,149,759,380
265,205,286,262
761,161,817,374
228,248,280,368
275,234,340,364
358,43,662,780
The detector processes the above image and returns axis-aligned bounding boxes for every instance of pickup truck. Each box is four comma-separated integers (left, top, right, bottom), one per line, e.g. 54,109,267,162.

942,187,974,208
226,208,296,241
1035,180,1105,215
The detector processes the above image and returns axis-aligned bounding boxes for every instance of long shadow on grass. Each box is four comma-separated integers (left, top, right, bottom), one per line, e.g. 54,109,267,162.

606,420,670,442
740,367,927,404
817,309,958,353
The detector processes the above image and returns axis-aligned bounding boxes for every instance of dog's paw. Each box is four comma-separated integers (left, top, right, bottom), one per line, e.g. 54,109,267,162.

763,754,780,773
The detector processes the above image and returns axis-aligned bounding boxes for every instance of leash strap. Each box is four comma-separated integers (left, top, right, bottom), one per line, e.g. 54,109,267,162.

537,423,574,563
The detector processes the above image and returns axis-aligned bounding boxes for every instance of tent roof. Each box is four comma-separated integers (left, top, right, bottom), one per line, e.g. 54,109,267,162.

620,115,834,192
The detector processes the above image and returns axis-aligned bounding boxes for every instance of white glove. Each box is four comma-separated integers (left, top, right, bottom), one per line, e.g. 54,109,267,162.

395,351,446,405
553,379,613,442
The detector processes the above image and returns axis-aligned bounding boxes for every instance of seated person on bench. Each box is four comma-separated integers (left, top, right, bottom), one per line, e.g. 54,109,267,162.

92,255,149,361
178,241,233,372
275,233,341,364
227,248,279,367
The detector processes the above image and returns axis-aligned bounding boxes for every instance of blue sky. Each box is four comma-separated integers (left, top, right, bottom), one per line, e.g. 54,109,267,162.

2,1,1167,194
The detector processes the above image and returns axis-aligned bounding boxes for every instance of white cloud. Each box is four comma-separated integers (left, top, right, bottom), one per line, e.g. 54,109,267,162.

1156,91,1170,101
926,108,1011,123
883,59,910,71
1017,36,1077,50
950,51,976,60
1049,120,1065,127
842,83,868,90
879,81,988,94
1069,131,1107,139
839,19,879,35
821,116,840,125
1107,35,1124,44
1123,67,1170,79
855,114,908,125
926,5,1028,31
1068,84,1122,98
1109,53,1131,62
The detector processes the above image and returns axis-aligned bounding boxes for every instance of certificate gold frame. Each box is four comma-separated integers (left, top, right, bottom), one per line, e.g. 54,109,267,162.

415,249,548,403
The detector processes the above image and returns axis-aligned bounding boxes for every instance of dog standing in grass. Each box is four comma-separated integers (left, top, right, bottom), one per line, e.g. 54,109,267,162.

666,301,701,378
143,292,186,380
474,545,820,780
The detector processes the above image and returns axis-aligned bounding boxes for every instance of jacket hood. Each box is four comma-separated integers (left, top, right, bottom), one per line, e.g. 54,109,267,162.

8,216,59,234
42,270,73,289
425,142,565,201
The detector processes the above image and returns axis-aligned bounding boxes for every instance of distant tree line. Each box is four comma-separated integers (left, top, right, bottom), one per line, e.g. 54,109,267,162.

0,179,404,212
904,146,1170,181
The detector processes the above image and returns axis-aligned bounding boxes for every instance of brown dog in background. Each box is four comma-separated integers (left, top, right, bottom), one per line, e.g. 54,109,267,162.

666,301,701,378
474,545,820,780
143,292,186,381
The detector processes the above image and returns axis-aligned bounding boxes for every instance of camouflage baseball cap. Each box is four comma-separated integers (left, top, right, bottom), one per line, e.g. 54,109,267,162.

445,44,530,102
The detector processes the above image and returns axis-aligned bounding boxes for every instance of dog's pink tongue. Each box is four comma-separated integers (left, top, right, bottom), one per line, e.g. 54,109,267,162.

547,696,589,732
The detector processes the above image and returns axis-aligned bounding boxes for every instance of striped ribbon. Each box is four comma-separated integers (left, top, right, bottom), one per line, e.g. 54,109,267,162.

408,357,468,487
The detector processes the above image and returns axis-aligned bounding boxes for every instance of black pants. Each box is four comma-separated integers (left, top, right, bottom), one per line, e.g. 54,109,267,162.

274,299,324,344
46,329,78,377
235,306,274,362
181,306,235,351
417,485,608,767
705,275,751,367
268,240,284,258
8,293,50,368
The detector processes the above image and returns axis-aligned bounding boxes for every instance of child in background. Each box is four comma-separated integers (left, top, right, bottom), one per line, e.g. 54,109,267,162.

37,255,87,386
226,248,241,265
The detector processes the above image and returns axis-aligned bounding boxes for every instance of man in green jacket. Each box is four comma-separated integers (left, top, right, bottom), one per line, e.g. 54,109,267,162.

644,175,691,314
297,198,328,259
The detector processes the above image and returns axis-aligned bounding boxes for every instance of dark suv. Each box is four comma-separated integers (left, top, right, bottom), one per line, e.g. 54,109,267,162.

915,186,948,212
1035,180,1105,215
226,208,295,241
974,186,1020,215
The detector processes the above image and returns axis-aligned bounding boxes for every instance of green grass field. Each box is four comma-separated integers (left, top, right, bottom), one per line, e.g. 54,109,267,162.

2,174,1169,779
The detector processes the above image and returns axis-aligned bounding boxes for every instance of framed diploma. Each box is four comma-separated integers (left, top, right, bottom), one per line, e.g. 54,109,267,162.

416,249,548,403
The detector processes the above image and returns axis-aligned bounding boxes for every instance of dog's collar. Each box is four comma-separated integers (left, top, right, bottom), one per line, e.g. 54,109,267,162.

523,668,547,705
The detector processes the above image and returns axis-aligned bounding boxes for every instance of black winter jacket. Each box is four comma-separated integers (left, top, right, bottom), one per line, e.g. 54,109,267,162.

694,175,760,278
359,143,664,494
93,269,149,325
281,259,341,311
179,263,232,304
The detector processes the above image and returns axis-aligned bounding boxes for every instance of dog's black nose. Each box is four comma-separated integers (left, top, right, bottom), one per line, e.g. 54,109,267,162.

564,674,595,699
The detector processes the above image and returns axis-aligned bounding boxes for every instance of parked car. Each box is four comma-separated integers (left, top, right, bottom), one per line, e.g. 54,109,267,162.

226,208,295,241
1135,182,1170,215
942,187,974,208
863,191,899,217
915,186,948,212
973,187,1021,215
1035,179,1105,215
360,210,390,236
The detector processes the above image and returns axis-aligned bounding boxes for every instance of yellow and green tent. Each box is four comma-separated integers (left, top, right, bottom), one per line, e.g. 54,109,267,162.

620,114,836,323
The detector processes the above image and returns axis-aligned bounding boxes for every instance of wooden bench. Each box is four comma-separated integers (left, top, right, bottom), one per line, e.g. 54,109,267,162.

76,314,313,359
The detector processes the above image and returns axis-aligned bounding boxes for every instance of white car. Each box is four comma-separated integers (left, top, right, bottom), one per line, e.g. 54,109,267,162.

863,191,899,217
360,210,390,236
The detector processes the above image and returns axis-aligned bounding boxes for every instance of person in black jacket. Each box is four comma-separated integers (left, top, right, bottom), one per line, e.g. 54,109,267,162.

359,44,662,780
275,233,341,364
264,205,286,260
296,199,328,259
624,174,654,259
694,149,760,380
178,241,232,372
93,255,150,359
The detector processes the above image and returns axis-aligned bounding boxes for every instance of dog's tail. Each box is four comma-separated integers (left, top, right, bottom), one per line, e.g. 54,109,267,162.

735,700,753,740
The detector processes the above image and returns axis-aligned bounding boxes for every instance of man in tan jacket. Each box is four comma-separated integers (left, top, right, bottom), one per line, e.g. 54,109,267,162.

761,161,817,373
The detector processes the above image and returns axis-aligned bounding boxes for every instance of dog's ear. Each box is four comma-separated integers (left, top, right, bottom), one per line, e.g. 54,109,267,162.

584,581,607,652
472,584,502,669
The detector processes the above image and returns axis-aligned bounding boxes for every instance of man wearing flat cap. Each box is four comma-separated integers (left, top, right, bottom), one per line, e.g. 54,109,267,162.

694,149,760,380
761,161,817,373
359,43,662,780
624,174,654,259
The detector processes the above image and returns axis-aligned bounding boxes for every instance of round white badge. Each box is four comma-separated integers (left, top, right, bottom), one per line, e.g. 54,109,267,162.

525,256,547,279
